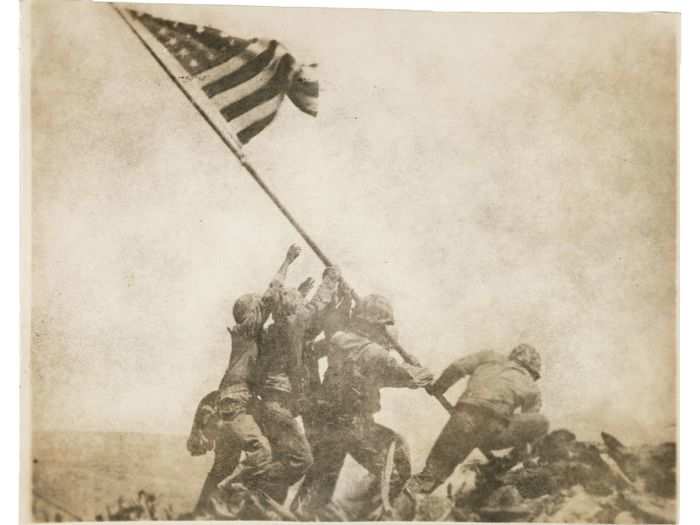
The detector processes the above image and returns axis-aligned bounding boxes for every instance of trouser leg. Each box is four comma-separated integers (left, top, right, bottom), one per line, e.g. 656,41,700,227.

199,411,274,520
214,391,272,488
489,413,550,451
256,397,314,503
343,419,412,519
194,436,242,514
292,418,348,516
221,413,273,485
406,408,504,495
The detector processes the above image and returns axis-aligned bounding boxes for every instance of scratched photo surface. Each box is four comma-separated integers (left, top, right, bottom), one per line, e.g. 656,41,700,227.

25,1,678,523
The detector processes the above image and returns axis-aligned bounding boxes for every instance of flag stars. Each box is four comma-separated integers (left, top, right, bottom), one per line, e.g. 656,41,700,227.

177,48,190,57
196,25,205,33
189,59,199,68
157,27,168,36
167,37,178,46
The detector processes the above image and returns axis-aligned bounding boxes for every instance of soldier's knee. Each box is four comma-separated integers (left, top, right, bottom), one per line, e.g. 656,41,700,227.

289,445,314,477
507,412,550,444
392,438,412,481
246,434,273,466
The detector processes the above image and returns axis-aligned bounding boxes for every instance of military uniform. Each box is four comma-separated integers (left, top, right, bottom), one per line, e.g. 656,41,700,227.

191,245,306,515
191,328,273,516
294,328,430,519
253,271,339,503
404,348,549,497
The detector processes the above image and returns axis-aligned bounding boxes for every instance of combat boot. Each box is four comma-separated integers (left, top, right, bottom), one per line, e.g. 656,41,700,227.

391,487,417,521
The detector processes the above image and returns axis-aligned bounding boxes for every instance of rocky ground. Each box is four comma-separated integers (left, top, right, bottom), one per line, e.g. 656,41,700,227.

32,429,675,523
415,429,676,524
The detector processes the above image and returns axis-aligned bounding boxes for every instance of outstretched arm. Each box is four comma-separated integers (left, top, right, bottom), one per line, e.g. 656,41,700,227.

298,265,342,325
262,244,302,318
429,350,500,395
365,345,434,389
297,277,315,298
270,244,301,288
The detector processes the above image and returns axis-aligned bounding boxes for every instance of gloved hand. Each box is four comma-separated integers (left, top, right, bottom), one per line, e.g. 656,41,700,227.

286,244,302,263
187,429,212,456
322,265,342,282
425,379,443,397
411,367,434,389
297,276,315,297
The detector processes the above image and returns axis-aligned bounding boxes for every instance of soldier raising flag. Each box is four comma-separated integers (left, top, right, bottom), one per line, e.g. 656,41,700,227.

113,5,457,519
112,3,453,422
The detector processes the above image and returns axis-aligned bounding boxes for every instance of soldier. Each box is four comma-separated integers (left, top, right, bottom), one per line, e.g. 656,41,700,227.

293,294,433,520
298,278,355,448
187,299,272,518
393,344,550,519
189,245,303,517
252,263,343,503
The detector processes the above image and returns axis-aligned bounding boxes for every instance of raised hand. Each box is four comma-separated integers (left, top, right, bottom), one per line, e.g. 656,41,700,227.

297,276,315,297
412,367,435,389
322,265,342,282
286,243,302,263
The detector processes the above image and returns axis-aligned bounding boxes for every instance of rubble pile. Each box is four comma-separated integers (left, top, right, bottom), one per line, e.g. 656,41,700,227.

416,429,676,523
35,430,675,522
96,490,175,521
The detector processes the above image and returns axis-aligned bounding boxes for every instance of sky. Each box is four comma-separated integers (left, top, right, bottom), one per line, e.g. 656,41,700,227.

29,0,677,459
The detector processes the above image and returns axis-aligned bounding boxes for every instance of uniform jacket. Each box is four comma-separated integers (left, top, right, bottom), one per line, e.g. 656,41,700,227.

321,330,426,415
218,328,259,401
255,274,337,397
431,350,542,418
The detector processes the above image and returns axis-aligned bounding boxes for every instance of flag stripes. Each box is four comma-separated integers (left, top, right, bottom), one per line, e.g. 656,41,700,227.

129,10,318,144
202,40,281,97
220,55,295,121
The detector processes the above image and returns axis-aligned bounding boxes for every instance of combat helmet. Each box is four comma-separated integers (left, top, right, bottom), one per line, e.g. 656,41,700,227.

509,343,542,380
232,293,262,324
354,294,395,326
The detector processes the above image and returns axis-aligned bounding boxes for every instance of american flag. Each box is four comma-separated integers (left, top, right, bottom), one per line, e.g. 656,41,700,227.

130,10,318,144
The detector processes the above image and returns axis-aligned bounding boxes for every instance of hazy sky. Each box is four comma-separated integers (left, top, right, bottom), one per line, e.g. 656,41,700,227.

30,0,676,458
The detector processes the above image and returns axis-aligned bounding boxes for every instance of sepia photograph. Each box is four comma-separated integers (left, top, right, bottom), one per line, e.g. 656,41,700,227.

23,1,678,523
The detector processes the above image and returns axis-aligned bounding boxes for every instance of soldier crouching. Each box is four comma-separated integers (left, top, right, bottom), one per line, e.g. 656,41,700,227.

393,344,549,520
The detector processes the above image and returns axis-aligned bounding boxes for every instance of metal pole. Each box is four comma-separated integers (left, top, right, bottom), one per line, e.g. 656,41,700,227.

114,5,453,414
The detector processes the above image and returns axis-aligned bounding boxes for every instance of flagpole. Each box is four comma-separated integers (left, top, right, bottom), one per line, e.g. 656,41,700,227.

112,5,332,267
112,5,453,415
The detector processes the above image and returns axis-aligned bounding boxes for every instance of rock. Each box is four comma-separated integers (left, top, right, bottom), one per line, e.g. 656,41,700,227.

620,489,676,524
536,428,577,463
614,510,638,523
501,440,620,498
415,494,453,522
445,429,676,524
478,485,534,522
536,485,616,523
602,432,677,498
